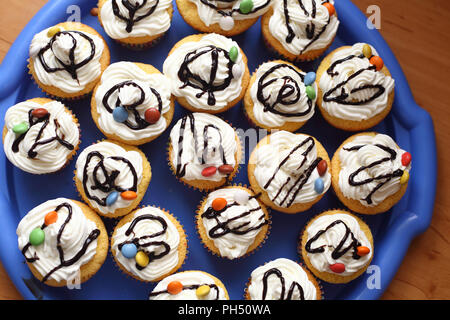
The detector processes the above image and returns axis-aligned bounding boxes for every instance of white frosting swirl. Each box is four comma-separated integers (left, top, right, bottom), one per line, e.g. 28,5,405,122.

319,43,395,121
188,0,271,29
99,0,172,40
248,258,318,300
29,26,105,94
94,62,172,141
169,113,238,182
250,61,316,127
112,206,180,281
338,133,411,207
163,33,245,111
253,131,331,207
3,100,79,174
305,213,372,276
75,141,144,214
149,271,227,300
268,0,339,55
201,187,267,259
16,198,99,283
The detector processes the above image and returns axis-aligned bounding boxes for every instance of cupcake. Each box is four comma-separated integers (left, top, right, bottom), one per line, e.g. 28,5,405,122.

248,131,331,214
331,132,411,215
168,112,241,191
91,61,174,145
300,209,373,284
261,0,339,61
317,43,395,131
28,22,110,100
149,270,229,300
74,140,151,218
2,98,80,174
196,186,270,259
16,198,108,287
176,0,272,36
111,206,187,282
97,0,173,49
246,258,321,300
244,60,317,131
163,33,250,114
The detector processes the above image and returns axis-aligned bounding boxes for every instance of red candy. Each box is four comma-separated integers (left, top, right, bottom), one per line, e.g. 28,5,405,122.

218,164,234,174
329,263,345,274
201,166,217,177
402,152,411,166
317,160,328,176
32,108,49,118
144,108,161,124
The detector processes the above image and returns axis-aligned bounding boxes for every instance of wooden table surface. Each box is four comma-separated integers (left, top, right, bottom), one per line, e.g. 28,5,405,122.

0,0,449,300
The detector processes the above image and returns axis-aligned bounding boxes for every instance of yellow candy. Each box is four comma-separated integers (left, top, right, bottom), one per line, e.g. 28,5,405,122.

135,251,149,267
400,170,410,185
196,285,210,298
47,26,61,38
362,44,372,58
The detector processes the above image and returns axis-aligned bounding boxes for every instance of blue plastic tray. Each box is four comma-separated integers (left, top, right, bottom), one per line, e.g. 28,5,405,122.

0,0,437,300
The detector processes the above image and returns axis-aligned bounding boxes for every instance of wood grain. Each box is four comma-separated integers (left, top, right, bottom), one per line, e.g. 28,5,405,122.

0,0,449,300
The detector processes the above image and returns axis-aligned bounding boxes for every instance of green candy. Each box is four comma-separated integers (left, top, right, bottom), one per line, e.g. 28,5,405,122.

239,0,253,14
228,46,238,62
12,122,29,135
29,228,45,246
306,86,316,100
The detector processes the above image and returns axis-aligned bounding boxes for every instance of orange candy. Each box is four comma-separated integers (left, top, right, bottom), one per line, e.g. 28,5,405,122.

357,246,371,256
167,281,183,295
212,198,227,211
323,3,335,16
121,191,137,200
44,211,58,226
370,56,384,71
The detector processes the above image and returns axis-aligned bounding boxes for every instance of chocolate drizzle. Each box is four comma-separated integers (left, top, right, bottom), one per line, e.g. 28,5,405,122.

263,136,321,207
82,150,138,206
102,80,163,130
117,214,172,270
198,0,271,18
256,63,313,117
201,193,267,239
261,268,305,300
282,0,332,54
112,0,159,33
305,219,361,260
21,202,100,283
149,283,220,299
177,45,234,106
343,143,403,205
12,109,74,157
37,30,96,81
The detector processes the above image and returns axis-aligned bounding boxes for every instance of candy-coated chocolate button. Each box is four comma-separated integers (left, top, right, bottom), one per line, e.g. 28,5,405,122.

212,198,227,211
370,56,384,71
239,0,253,14
135,251,149,267
90,8,99,16
323,2,335,16
121,190,137,200
121,243,137,259
144,108,161,124
29,228,45,246
167,281,183,295
12,122,29,134
400,170,410,184
306,85,316,100
329,263,345,273
196,285,211,298
362,44,372,58
314,178,324,194
317,159,327,176
401,152,411,166
234,189,250,205
218,164,234,174
47,26,61,38
228,46,238,62
113,106,128,123
304,72,316,86
357,246,370,257
219,15,234,31
106,191,119,206
232,64,242,79
31,108,49,119
44,211,58,226
202,166,217,177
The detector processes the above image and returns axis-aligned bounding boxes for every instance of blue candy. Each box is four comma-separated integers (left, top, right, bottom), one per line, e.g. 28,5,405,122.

106,191,119,206
121,243,137,259
113,106,128,123
314,178,324,194
304,72,316,86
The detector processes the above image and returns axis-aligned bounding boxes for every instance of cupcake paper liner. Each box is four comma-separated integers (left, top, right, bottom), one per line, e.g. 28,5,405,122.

115,31,168,51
